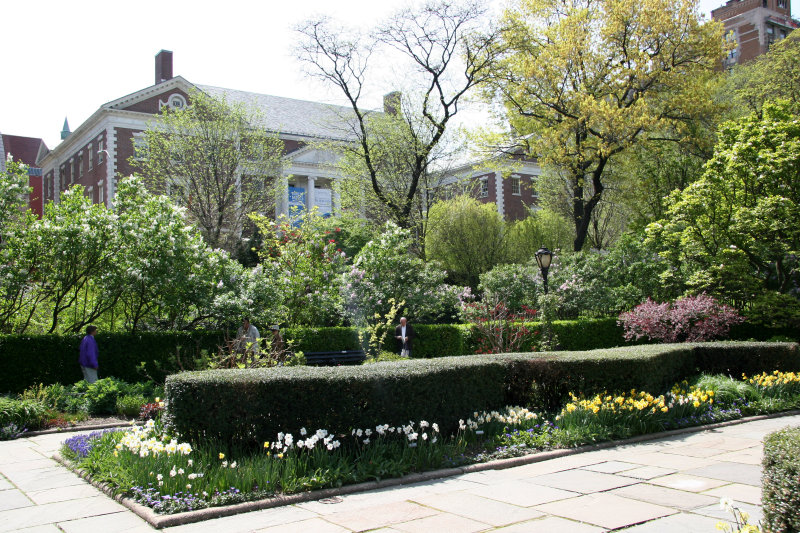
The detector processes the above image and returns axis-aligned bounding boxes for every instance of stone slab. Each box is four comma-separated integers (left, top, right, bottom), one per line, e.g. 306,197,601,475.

467,479,578,507
0,496,125,533
57,511,154,533
619,466,677,480
683,462,762,486
27,484,103,505
252,517,351,533
322,501,438,532
392,512,489,533
0,488,33,511
580,461,640,474
614,511,722,532
711,448,762,465
526,468,637,494
703,483,762,506
621,452,716,471
647,473,730,493
410,493,544,527
534,492,676,530
611,483,719,511
692,501,764,526
493,516,604,532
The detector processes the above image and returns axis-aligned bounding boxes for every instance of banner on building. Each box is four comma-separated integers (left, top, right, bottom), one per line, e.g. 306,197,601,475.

288,186,305,225
315,188,332,218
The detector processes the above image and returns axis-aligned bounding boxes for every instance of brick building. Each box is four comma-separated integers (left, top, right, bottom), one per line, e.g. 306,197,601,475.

1,133,48,218
37,51,354,218
438,154,542,222
712,0,798,67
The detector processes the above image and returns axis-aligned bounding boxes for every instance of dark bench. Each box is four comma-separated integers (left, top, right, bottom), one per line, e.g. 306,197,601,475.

304,349,366,366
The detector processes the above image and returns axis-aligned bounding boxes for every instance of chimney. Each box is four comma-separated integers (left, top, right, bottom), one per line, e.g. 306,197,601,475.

383,91,402,115
155,50,173,84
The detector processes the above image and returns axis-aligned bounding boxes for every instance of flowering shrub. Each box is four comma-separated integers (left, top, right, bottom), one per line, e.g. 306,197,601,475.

618,293,744,343
461,295,538,354
251,213,347,326
342,223,463,325
478,263,541,313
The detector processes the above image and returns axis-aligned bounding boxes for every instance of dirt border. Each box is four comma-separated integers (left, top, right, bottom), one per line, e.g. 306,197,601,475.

52,409,800,529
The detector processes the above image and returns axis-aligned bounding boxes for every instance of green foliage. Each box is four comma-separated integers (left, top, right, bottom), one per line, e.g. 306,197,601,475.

762,426,800,533
134,90,284,251
250,213,347,327
0,331,225,393
425,196,509,289
314,213,379,260
484,0,727,251
742,291,800,330
506,208,574,263
116,395,147,418
479,263,540,313
343,223,462,324
727,31,800,117
647,101,800,304
165,342,799,445
0,397,48,430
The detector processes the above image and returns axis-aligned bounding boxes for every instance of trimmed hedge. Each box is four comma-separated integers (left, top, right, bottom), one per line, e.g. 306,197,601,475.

762,425,800,533
164,341,800,446
0,331,224,393
4,317,796,394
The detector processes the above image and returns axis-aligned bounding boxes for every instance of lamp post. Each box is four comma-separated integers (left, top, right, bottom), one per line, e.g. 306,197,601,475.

535,246,553,294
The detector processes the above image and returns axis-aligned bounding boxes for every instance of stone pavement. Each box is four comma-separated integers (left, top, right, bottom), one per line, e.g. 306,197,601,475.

1,414,798,532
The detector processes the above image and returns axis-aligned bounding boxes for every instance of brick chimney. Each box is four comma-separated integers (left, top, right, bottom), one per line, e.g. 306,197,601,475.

155,50,173,84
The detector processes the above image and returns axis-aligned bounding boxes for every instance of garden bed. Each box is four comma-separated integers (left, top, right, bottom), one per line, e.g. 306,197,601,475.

55,409,800,529
56,366,800,526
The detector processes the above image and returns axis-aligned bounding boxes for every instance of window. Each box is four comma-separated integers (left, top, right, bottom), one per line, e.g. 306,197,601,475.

98,140,105,164
480,177,489,198
98,182,104,206
778,0,786,7
78,152,84,178
511,176,521,195
88,143,94,170
531,175,539,197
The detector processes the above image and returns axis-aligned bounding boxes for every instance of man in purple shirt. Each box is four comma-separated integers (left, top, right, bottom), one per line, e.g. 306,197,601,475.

79,325,99,383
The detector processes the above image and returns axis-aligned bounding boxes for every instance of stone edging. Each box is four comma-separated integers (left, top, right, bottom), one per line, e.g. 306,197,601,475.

26,421,140,437
53,409,800,529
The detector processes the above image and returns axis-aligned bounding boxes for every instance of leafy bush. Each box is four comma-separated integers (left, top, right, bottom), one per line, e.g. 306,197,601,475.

116,395,147,418
478,263,541,313
762,426,800,533
165,342,799,445
619,293,745,343
0,397,48,431
343,223,464,325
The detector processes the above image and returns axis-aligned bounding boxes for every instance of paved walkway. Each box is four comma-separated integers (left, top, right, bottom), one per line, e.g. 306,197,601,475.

1,414,798,532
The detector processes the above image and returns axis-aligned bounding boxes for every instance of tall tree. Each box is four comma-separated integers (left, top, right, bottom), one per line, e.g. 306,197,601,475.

484,0,727,251
296,1,500,230
134,90,284,251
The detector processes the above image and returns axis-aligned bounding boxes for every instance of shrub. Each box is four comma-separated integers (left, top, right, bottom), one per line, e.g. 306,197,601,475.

0,397,48,431
461,297,539,354
164,341,800,446
116,395,147,418
762,426,800,533
619,293,745,343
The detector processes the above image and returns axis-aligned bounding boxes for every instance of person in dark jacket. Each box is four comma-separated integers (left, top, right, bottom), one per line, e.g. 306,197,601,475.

79,325,99,383
394,317,415,358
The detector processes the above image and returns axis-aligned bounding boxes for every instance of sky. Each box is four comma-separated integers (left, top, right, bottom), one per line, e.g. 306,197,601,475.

1,0,796,151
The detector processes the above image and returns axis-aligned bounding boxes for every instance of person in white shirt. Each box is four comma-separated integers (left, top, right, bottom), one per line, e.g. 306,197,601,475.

236,317,260,354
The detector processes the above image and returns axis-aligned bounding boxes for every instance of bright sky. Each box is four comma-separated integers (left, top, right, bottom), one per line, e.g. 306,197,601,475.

1,0,795,151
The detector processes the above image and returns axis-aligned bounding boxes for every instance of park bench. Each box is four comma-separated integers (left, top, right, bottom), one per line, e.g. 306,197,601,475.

304,349,366,366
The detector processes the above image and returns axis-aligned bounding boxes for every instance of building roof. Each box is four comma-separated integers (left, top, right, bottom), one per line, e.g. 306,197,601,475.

197,84,359,141
2,134,47,167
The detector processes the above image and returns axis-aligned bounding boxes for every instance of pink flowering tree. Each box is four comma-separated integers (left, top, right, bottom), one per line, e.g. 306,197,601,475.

618,293,744,343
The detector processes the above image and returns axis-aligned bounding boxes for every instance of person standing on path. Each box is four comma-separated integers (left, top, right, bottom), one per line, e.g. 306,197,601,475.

236,317,260,354
79,325,99,383
395,316,415,358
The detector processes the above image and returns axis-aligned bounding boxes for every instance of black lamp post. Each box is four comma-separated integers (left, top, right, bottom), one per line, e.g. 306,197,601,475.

535,246,553,294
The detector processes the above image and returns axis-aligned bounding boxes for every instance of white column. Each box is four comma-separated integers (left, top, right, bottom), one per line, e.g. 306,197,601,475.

106,127,116,207
307,176,316,212
495,171,505,218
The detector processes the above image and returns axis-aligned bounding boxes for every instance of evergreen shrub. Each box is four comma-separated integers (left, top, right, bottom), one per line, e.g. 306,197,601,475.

165,342,799,446
762,426,800,533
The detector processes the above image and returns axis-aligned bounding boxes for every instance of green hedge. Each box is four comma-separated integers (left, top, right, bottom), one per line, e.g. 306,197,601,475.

283,327,360,353
762,425,800,532
164,341,800,446
0,331,224,393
